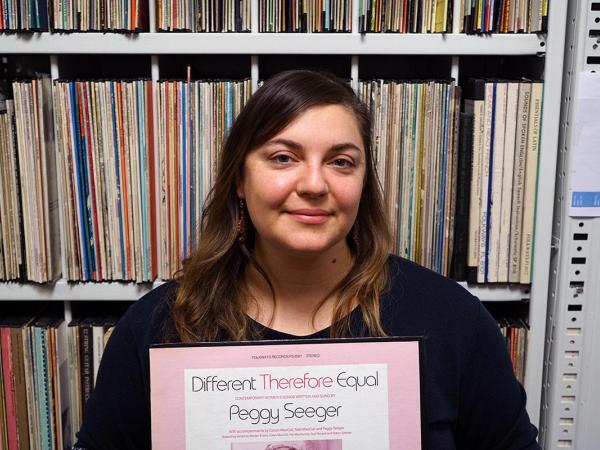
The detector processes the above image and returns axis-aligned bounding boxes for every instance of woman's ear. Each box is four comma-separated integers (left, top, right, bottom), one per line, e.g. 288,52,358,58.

236,182,245,199
236,170,245,199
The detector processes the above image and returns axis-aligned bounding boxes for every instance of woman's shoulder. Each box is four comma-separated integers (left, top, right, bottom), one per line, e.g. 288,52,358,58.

119,280,179,345
382,255,483,336
129,281,178,318
386,255,478,307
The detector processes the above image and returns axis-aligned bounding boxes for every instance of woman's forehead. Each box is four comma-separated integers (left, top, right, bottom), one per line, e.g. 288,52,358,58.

264,105,364,148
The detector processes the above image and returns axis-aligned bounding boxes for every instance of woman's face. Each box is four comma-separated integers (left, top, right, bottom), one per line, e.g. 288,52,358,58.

237,104,366,256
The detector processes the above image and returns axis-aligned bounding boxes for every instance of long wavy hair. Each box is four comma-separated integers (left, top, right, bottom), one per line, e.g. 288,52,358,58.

172,70,392,342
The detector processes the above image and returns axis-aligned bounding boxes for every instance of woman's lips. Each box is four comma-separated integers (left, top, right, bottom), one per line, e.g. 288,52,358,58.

287,209,332,224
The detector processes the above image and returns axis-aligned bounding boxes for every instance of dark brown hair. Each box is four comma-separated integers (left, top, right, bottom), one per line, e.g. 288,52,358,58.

173,70,392,341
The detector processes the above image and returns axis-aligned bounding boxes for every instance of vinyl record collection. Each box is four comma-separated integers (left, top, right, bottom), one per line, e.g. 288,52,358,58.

460,0,549,33
156,79,252,278
259,0,351,32
156,0,194,30
0,0,553,33
0,308,119,449
0,78,60,283
359,0,452,33
360,79,461,277
52,79,156,282
156,0,250,31
498,316,529,384
52,0,148,30
0,0,49,31
461,78,543,284
0,311,71,450
0,66,543,446
65,315,118,446
0,75,544,284
0,101,23,281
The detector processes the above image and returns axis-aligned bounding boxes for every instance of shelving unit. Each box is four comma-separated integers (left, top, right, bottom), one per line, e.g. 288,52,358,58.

0,0,569,428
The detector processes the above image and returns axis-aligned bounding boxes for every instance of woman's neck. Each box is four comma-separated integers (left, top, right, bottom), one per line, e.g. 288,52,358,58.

244,239,354,335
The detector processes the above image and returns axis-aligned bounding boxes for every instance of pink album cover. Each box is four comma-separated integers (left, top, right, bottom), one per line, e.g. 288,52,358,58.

150,338,423,449
230,439,342,449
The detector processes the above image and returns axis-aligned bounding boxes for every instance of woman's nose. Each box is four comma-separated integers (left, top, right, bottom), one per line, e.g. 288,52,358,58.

296,163,329,198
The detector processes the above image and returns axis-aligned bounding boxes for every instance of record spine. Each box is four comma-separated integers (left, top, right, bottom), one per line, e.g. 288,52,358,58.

519,81,543,284
508,81,531,283
451,112,473,281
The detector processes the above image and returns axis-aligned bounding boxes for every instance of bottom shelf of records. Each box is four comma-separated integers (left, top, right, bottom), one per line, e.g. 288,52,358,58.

0,300,529,448
0,301,129,449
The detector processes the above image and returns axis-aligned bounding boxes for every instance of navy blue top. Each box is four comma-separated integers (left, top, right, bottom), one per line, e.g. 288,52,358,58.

74,256,540,449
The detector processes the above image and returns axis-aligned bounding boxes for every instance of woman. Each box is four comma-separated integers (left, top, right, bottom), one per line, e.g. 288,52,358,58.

74,70,540,449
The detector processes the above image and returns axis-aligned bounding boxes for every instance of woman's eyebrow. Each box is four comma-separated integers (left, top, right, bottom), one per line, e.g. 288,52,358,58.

266,138,362,153
328,142,362,153
265,138,303,150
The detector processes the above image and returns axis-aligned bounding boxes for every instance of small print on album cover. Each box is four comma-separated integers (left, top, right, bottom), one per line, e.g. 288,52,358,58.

230,439,343,450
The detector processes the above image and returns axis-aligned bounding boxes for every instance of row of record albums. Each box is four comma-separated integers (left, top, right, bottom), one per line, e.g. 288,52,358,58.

0,74,544,286
0,300,529,448
0,0,549,33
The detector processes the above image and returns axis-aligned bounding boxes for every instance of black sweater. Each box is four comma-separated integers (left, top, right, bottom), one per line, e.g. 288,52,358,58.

74,256,540,449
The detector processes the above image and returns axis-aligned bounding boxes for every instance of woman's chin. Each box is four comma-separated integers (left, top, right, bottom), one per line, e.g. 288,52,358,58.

254,233,349,258
279,238,346,257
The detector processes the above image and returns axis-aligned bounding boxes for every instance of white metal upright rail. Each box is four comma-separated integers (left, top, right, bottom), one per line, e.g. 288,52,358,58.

541,0,600,447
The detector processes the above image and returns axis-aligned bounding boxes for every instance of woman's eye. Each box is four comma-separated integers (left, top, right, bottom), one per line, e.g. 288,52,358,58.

332,158,353,168
272,154,293,164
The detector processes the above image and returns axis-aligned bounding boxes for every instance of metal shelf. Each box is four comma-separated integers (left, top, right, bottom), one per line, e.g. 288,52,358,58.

0,32,546,55
0,279,162,301
459,282,531,302
0,279,528,302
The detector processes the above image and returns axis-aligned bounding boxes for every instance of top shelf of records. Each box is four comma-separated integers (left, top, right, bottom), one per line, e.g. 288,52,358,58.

0,0,549,35
0,32,547,55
